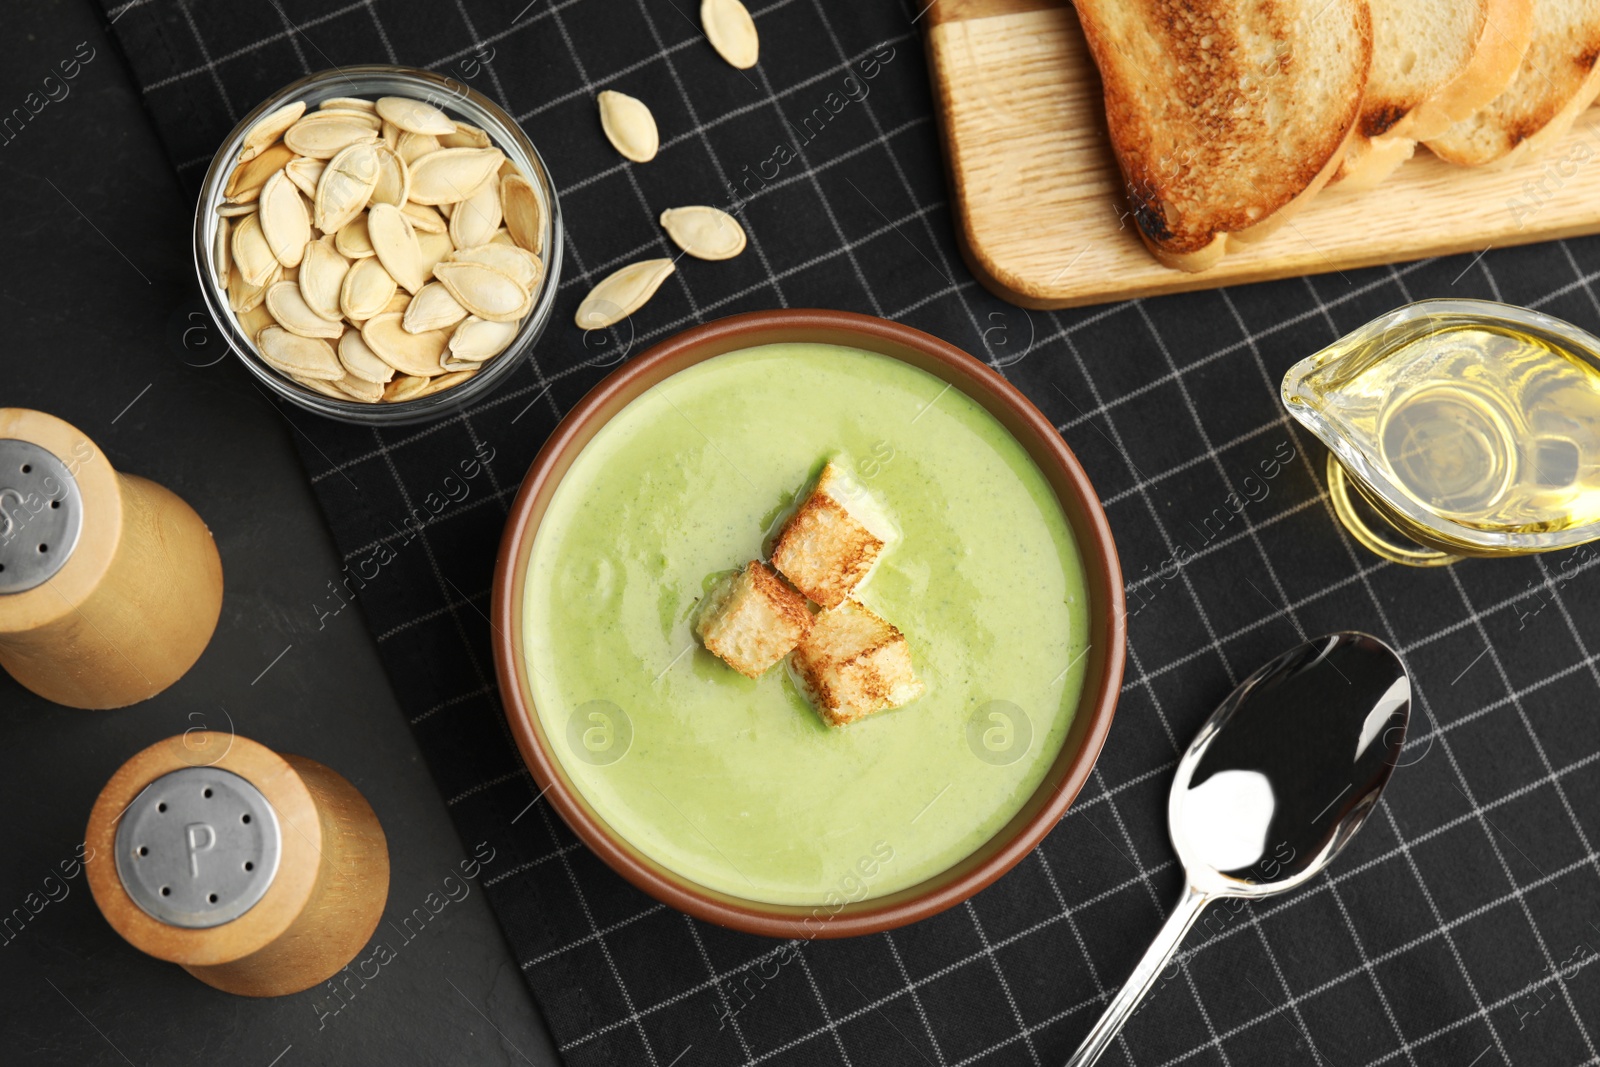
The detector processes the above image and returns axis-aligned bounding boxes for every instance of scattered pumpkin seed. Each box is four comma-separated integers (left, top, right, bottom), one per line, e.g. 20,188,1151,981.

597,90,659,163
440,121,491,149
660,205,746,260
370,144,410,208
433,260,529,322
284,155,326,198
575,258,675,329
701,0,760,69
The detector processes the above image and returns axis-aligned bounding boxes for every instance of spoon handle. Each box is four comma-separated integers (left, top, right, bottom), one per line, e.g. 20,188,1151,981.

1063,885,1212,1067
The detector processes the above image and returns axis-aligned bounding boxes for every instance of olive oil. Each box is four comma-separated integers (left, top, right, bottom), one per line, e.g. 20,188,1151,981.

1283,300,1600,557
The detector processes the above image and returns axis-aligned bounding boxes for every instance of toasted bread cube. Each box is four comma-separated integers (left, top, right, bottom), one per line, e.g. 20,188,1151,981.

696,561,813,678
790,599,924,726
771,462,897,608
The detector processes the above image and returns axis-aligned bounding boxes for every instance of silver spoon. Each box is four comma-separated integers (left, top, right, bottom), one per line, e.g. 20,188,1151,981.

1064,631,1411,1067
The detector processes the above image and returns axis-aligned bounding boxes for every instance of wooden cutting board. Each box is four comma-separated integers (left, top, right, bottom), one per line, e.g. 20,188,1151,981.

924,0,1600,309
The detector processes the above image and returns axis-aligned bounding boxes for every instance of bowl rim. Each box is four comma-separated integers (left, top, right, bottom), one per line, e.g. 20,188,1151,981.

191,64,565,426
490,309,1126,938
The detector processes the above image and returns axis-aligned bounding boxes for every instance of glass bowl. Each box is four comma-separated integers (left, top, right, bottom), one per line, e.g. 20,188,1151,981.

192,66,563,426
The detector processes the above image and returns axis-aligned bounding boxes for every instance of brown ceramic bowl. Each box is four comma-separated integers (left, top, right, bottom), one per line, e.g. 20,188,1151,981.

491,309,1125,938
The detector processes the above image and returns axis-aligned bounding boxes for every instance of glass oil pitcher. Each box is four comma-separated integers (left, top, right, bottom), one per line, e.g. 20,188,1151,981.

1282,299,1600,567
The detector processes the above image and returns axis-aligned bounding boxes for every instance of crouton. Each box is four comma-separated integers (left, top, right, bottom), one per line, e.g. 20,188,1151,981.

790,599,924,726
695,561,813,678
771,462,897,609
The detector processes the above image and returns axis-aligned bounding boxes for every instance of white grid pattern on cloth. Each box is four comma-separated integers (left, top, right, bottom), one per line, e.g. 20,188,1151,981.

100,0,1600,1063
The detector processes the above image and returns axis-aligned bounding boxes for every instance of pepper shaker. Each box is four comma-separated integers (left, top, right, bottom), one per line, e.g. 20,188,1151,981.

84,731,390,997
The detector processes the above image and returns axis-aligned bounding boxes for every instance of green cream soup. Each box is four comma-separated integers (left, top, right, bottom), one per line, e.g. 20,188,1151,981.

522,343,1089,905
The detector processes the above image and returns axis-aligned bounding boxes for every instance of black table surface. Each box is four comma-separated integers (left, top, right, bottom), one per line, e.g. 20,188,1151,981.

0,2,558,1063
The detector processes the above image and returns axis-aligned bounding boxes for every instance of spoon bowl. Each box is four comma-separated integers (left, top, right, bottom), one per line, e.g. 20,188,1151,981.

1066,632,1411,1066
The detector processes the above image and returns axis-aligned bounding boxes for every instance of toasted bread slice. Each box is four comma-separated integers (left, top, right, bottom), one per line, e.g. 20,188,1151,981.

790,600,923,727
1337,0,1533,190
696,561,812,678
1425,0,1600,169
771,462,896,609
1073,0,1372,272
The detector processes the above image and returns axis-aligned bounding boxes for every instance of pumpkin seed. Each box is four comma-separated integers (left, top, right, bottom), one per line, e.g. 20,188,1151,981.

420,369,478,395
448,174,502,249
257,326,343,380
400,201,448,234
440,121,491,149
283,114,380,159
240,100,305,161
432,260,529,322
450,315,519,361
225,142,295,203
232,212,280,287
500,173,543,255
336,215,375,258
300,238,350,321
338,328,397,384
438,200,455,220
660,205,746,260
340,255,399,322
266,281,345,339
408,147,504,205
416,230,455,277
314,142,380,233
488,227,514,246
376,96,457,136
293,374,352,399
284,155,326,198
229,259,280,313
403,282,469,333
370,144,409,207
316,108,383,129
381,119,401,147
384,374,432,402
395,131,441,166
216,201,259,217
367,203,431,293
597,90,659,163
214,218,231,291
332,374,385,403
380,290,412,316
701,0,760,69
259,171,311,268
237,301,275,340
449,243,543,291
320,96,376,112
362,312,451,376
574,258,675,329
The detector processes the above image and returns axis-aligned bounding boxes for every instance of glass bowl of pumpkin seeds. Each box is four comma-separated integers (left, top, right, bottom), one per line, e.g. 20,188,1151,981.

194,66,563,424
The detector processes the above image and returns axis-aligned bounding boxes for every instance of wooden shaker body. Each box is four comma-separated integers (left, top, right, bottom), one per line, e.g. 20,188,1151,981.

0,408,223,709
